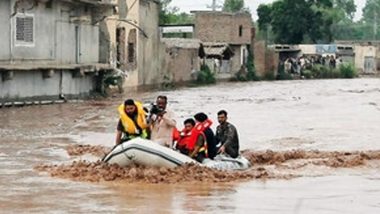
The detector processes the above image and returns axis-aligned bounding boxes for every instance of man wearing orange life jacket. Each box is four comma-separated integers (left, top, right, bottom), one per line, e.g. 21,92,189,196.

115,99,149,145
173,118,209,163
174,118,196,154
177,113,215,162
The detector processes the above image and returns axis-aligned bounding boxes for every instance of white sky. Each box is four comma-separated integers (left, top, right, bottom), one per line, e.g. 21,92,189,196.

169,0,367,21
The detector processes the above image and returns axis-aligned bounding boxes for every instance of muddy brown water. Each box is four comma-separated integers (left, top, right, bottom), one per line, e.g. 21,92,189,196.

1,78,380,213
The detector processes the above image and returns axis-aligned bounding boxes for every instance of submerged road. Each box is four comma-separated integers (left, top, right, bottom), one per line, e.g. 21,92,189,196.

1,78,380,213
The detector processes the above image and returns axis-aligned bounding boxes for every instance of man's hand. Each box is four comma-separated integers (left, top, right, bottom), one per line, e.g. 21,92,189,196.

157,110,167,117
218,145,225,154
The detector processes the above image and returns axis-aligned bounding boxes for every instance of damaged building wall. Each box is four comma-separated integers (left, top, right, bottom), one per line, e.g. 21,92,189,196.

254,41,279,78
137,0,161,87
99,0,158,90
161,39,201,83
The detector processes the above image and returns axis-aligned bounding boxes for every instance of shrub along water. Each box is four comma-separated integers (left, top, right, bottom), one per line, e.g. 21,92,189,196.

304,63,357,79
195,64,216,85
339,63,357,78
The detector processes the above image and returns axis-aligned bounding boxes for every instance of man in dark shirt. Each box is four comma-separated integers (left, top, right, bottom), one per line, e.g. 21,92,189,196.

216,110,239,158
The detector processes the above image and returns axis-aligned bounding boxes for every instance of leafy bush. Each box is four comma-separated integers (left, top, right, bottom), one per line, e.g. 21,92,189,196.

196,64,216,84
233,48,260,82
302,70,313,79
246,50,260,81
339,63,357,78
276,69,293,80
311,65,340,79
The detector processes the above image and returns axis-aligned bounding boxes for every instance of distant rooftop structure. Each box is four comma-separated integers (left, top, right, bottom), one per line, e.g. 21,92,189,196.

203,42,234,58
161,38,201,49
271,44,301,52
160,24,194,34
190,10,251,16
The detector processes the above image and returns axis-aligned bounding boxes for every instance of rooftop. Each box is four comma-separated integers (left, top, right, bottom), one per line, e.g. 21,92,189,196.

161,38,202,49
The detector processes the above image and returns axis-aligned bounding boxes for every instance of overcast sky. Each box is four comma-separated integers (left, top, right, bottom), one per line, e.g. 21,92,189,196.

169,0,367,21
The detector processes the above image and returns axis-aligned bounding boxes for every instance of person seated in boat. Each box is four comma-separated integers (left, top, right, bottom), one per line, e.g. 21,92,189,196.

115,99,149,145
174,118,196,154
173,117,208,163
193,112,217,160
216,110,240,158
149,95,177,148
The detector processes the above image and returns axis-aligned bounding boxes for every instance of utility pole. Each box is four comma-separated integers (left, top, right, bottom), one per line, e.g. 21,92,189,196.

212,0,216,11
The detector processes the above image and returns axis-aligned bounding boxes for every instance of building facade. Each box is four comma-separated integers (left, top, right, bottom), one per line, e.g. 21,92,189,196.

0,0,114,104
161,38,204,84
192,11,253,79
100,0,162,90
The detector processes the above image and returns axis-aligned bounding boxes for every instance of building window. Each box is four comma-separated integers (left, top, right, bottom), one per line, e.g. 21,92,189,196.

128,42,135,63
15,14,34,45
239,25,243,37
116,27,126,69
127,29,137,70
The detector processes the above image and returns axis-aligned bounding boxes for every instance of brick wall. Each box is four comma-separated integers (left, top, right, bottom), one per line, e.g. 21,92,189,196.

254,40,279,77
194,12,252,45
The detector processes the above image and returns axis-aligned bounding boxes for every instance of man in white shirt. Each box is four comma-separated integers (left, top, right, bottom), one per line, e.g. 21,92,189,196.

149,95,177,148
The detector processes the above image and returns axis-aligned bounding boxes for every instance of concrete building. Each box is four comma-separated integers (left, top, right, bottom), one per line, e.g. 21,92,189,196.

161,38,204,84
0,0,115,104
336,41,380,75
100,0,162,90
192,11,253,79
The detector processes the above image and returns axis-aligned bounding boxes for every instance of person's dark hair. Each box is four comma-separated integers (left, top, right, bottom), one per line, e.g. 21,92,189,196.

184,118,195,127
157,95,167,103
217,110,228,116
194,112,208,122
124,99,135,106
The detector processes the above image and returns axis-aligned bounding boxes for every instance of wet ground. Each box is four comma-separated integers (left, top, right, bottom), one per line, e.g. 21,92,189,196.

1,78,380,213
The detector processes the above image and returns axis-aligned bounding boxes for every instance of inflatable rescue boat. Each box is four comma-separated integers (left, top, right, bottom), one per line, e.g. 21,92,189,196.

102,138,251,170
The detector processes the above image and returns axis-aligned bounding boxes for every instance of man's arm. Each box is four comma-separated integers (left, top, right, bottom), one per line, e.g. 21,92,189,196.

115,130,122,145
222,124,236,148
190,134,204,158
160,110,176,127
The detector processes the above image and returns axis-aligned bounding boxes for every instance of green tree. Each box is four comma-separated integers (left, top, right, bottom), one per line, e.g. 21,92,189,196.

223,0,244,12
362,0,380,39
257,4,271,31
335,0,356,20
159,0,193,25
222,0,247,12
257,0,336,44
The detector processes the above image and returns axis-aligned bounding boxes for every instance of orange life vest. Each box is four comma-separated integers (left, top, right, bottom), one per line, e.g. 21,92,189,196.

183,119,212,156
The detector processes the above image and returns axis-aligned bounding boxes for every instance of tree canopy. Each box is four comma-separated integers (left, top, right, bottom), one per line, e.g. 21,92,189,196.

256,0,368,44
222,0,244,12
159,0,193,25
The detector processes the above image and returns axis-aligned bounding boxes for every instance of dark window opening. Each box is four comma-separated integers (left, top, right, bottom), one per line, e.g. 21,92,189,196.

16,16,34,43
45,0,53,9
116,27,126,69
239,25,243,37
126,29,137,70
128,42,135,63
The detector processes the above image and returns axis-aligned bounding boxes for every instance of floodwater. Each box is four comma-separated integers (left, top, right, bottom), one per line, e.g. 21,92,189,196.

1,78,380,213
